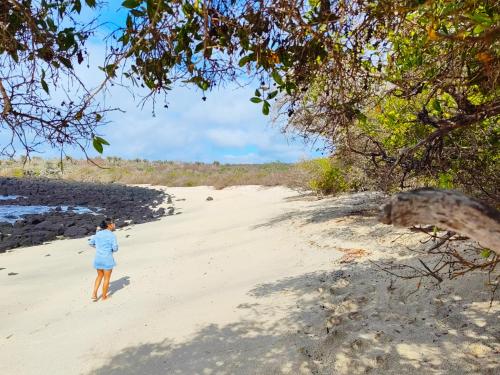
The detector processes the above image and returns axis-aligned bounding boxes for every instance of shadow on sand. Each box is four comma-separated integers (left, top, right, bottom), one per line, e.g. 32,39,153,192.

108,276,131,296
88,270,331,375
88,193,498,374
88,261,498,374
253,192,386,230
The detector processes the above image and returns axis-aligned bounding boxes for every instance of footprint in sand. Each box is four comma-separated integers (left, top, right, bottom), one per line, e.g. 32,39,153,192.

0,267,5,271
77,251,84,254
8,272,18,276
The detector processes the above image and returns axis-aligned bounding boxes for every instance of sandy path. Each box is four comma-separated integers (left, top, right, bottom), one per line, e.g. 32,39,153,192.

0,186,339,375
2,186,498,375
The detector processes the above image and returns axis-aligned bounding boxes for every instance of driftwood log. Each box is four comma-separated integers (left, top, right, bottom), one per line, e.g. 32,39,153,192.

380,189,500,255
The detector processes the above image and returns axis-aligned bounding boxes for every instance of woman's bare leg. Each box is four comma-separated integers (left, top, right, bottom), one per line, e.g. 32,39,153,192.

92,270,104,299
102,269,113,300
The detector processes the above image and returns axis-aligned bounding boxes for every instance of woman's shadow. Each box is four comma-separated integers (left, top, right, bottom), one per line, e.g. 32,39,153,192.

108,276,131,296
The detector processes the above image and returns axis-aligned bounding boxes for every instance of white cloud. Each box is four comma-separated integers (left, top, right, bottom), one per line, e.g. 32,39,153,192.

205,129,252,148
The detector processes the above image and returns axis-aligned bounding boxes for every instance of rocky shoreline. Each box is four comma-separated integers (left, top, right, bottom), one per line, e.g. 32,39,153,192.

0,178,171,253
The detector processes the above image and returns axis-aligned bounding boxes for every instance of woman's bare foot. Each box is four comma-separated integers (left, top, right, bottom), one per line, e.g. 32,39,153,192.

101,295,111,301
91,295,98,302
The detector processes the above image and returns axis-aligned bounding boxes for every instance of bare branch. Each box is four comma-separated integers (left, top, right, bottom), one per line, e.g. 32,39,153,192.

380,189,500,254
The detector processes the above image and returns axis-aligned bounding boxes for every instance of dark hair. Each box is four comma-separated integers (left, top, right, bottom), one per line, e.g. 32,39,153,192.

99,217,114,229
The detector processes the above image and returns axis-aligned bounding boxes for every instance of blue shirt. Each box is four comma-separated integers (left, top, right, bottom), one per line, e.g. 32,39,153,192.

88,229,118,270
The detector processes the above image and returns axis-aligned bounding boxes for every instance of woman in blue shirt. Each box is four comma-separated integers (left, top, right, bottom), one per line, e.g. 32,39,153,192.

89,218,118,301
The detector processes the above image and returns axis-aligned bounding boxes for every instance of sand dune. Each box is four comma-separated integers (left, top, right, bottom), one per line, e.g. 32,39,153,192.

1,186,498,374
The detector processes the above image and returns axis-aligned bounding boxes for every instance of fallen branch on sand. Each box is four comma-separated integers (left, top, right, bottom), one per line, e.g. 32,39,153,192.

376,189,499,302
379,189,500,255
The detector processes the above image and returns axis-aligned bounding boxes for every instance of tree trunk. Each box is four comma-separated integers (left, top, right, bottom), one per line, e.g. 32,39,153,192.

379,189,500,255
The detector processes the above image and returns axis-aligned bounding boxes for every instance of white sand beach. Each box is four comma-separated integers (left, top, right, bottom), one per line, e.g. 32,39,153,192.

1,186,498,375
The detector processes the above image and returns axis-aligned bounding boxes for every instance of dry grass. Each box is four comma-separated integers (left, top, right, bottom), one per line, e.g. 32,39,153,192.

0,156,316,190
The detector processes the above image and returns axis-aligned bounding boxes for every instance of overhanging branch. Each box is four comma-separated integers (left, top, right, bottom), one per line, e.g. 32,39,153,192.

380,189,500,255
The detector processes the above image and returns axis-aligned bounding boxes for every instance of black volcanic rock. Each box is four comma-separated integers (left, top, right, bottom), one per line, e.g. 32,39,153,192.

64,226,89,238
0,178,171,252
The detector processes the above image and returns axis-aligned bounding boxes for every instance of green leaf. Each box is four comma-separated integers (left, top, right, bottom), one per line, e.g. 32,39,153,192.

182,3,195,16
126,14,133,28
93,138,103,154
118,33,130,45
85,0,97,7
58,56,73,69
41,69,49,94
284,81,297,95
250,97,262,103
415,53,423,66
267,90,278,100
355,110,367,124
94,136,110,146
308,0,321,8
200,80,209,91
122,0,141,9
473,24,487,35
41,79,49,94
146,0,157,20
57,29,76,51
254,89,261,97
238,54,255,67
144,79,155,90
73,0,82,13
194,42,204,53
46,18,56,32
432,99,442,113
437,172,453,189
271,70,284,86
481,249,492,258
11,51,19,63
262,101,270,115
468,13,493,26
104,63,117,78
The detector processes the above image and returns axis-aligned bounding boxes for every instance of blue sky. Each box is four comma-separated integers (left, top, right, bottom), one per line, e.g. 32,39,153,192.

4,1,329,164
90,80,327,163
86,1,328,163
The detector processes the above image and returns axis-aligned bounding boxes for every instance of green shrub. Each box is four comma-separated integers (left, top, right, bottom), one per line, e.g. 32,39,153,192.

437,172,455,189
12,168,24,178
300,158,349,195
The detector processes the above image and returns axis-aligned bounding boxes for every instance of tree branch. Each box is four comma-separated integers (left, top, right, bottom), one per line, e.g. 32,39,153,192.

0,79,12,116
380,189,500,255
